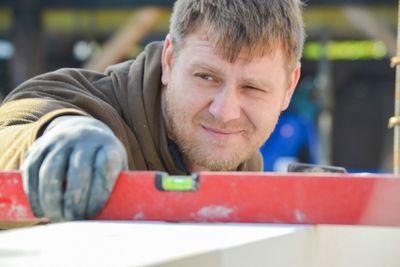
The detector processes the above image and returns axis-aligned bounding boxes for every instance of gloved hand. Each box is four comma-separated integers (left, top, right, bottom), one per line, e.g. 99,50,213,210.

21,115,128,221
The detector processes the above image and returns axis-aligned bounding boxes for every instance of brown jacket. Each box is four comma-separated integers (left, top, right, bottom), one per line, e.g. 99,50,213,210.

0,42,262,173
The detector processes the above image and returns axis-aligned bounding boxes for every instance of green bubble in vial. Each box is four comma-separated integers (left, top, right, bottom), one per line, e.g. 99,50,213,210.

162,176,194,191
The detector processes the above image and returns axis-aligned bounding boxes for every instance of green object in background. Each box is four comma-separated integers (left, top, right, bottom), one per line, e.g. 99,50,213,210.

304,40,387,60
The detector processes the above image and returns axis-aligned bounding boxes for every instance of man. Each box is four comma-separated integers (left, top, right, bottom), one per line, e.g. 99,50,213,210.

0,0,304,221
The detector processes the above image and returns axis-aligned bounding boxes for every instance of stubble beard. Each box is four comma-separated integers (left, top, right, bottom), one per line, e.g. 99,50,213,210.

163,82,276,171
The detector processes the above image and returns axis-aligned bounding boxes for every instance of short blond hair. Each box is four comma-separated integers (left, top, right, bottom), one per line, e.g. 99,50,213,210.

169,0,305,68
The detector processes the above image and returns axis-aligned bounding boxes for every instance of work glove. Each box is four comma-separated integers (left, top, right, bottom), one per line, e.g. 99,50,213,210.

21,115,128,222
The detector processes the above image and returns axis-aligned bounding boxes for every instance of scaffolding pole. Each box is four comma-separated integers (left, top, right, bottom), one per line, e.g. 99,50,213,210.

389,1,400,175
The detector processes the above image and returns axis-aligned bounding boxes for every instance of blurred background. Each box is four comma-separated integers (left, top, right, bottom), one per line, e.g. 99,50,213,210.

0,0,397,173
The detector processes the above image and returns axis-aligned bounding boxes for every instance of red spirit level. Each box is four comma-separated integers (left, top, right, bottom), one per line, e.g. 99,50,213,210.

1,171,400,226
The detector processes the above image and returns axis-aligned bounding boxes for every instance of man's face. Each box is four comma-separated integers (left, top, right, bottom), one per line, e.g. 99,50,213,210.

161,31,300,172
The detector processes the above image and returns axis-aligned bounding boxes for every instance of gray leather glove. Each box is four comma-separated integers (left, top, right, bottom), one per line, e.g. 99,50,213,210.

21,115,128,221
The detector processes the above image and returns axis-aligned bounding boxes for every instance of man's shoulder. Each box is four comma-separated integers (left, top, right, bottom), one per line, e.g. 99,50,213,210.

104,60,135,76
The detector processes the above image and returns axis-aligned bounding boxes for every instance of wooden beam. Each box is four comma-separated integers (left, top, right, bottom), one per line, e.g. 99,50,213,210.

342,6,396,56
84,7,165,73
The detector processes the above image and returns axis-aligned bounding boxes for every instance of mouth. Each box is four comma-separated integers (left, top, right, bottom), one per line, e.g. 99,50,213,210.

201,125,244,137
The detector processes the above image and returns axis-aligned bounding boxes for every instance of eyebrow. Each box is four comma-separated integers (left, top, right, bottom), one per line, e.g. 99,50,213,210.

190,62,222,76
191,61,275,91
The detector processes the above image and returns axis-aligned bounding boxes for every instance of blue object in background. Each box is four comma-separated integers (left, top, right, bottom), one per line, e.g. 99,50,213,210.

260,112,319,172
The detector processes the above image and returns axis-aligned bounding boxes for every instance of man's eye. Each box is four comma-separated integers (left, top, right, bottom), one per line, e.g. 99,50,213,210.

196,73,214,81
244,86,265,93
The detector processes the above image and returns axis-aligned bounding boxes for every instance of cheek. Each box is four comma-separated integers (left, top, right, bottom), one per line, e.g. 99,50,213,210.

180,85,213,114
168,79,209,121
243,98,282,132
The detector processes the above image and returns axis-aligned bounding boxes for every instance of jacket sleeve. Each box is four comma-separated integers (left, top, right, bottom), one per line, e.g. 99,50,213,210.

0,68,127,170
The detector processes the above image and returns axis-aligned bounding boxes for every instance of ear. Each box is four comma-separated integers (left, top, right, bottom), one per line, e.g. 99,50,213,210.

161,34,175,86
281,62,301,111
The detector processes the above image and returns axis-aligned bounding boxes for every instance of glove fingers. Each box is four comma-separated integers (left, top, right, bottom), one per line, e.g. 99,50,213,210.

86,146,124,218
63,147,96,221
38,146,71,221
21,143,50,218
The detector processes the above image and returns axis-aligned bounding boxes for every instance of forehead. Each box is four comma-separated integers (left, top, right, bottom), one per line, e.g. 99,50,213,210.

177,31,288,77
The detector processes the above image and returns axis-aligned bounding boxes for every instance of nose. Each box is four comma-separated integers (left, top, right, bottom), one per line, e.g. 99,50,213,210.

208,85,242,123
